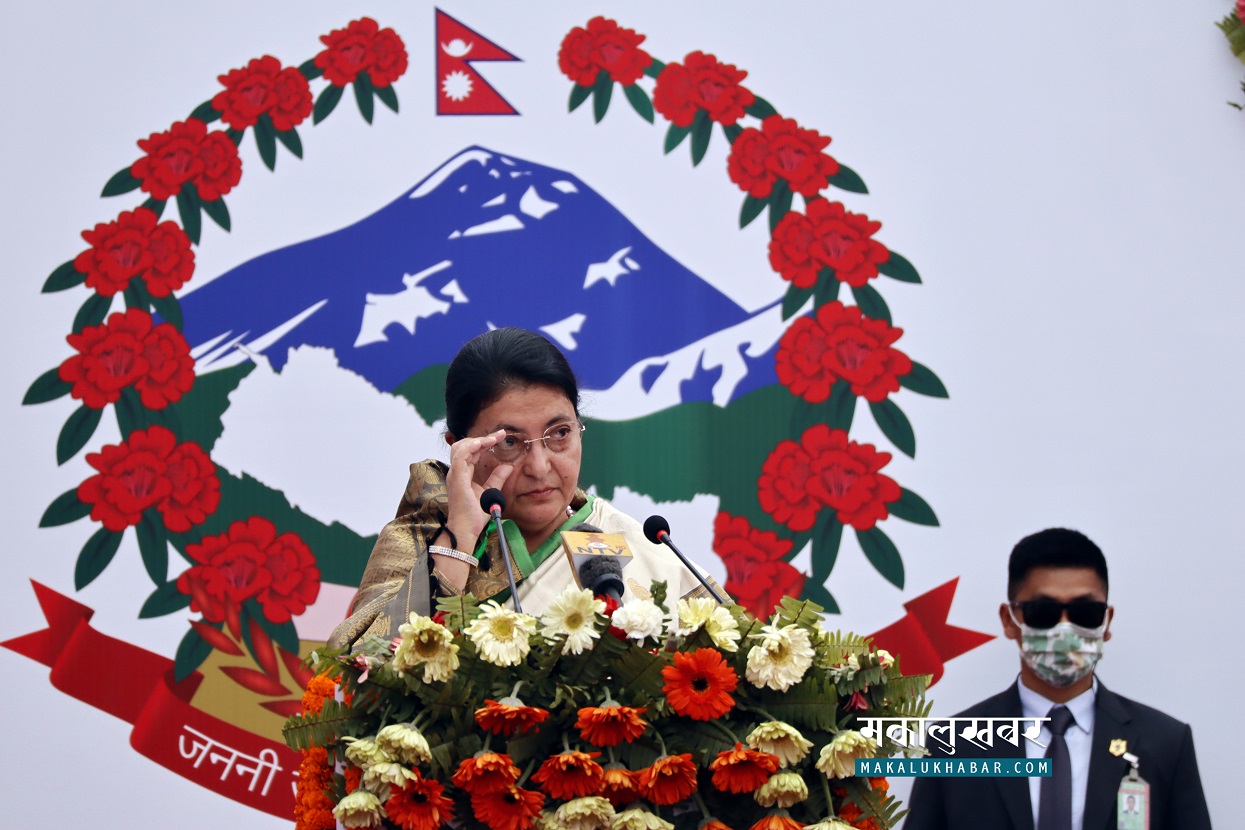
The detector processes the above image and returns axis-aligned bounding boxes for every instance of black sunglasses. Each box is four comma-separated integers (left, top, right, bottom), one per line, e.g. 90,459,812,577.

1010,599,1108,629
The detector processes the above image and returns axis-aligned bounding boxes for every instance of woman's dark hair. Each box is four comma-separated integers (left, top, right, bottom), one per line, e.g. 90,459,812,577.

445,328,580,438
1007,528,1108,600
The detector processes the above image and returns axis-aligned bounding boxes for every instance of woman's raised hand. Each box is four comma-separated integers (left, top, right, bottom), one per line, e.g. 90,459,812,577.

444,429,514,546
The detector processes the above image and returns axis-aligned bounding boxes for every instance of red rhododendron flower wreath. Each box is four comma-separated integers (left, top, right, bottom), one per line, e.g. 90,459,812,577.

131,118,242,202
768,200,890,290
713,511,805,619
756,440,821,533
728,115,839,199
58,308,195,410
558,16,653,86
315,17,408,88
73,207,195,298
804,425,901,531
775,302,913,404
654,51,755,127
213,55,314,131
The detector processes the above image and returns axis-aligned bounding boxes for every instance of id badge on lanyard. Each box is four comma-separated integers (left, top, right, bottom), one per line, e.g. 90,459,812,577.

1115,749,1150,830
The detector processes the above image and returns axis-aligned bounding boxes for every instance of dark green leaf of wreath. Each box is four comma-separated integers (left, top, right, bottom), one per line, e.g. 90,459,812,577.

275,126,304,159
123,283,144,312
878,250,921,284
827,379,856,432
39,488,92,528
151,293,184,330
828,163,868,194
722,123,742,144
201,196,231,232
643,59,666,80
42,261,85,293
568,82,593,112
857,526,904,589
812,513,844,580
139,579,191,619
353,75,375,124
899,360,949,398
814,268,842,308
664,123,690,154
75,526,123,590
781,283,814,321
225,128,244,146
745,96,778,120
801,581,840,614
23,367,72,406
115,388,144,437
249,600,301,654
851,283,891,324
375,84,399,114
176,189,202,246
739,194,766,229
57,404,103,466
101,166,141,198
592,71,613,123
623,83,654,123
146,399,182,435
768,180,793,232
72,293,111,334
869,398,916,458
174,626,213,682
890,488,939,527
298,59,323,81
189,100,220,124
136,511,169,584
141,197,166,219
313,84,343,125
690,110,711,166
254,115,278,171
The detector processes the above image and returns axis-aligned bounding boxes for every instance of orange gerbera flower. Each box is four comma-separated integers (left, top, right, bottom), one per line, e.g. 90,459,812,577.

701,822,735,830
475,699,551,736
748,814,804,830
599,764,641,807
709,744,781,794
470,784,546,830
638,753,698,805
837,803,882,830
387,772,455,830
576,704,649,746
661,648,738,721
531,750,605,800
452,752,521,795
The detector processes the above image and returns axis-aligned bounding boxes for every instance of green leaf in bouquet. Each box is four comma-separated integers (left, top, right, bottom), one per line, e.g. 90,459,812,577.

773,596,826,629
23,367,72,405
42,260,85,293
57,404,103,465
613,644,671,701
435,591,482,634
749,673,839,732
648,579,669,613
800,582,839,614
282,697,370,750
569,81,593,113
40,488,92,527
623,83,654,123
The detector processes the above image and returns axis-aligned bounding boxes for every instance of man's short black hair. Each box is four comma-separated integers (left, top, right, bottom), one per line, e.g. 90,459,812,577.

1007,528,1108,600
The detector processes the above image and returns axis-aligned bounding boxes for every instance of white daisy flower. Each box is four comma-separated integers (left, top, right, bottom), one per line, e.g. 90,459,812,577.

393,613,460,683
745,624,815,691
375,723,431,766
611,598,665,641
815,730,876,779
754,771,809,808
333,790,385,828
464,600,538,666
541,586,606,655
746,721,814,767
675,597,716,635
705,605,741,652
556,796,616,830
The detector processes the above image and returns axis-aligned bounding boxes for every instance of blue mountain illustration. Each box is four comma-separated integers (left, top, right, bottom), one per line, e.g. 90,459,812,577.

179,146,781,409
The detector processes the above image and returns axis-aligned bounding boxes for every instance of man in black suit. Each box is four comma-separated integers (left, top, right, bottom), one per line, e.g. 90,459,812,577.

904,528,1211,830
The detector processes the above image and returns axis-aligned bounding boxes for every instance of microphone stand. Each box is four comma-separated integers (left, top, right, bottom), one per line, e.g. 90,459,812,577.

481,489,522,613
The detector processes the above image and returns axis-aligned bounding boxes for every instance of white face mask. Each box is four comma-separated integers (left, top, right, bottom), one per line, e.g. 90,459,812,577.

1009,608,1107,687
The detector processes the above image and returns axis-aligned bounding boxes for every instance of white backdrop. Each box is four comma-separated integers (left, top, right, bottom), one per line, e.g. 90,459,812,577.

1,1,1239,826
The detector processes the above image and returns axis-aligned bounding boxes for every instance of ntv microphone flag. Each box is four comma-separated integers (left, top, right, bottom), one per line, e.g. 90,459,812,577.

435,9,521,115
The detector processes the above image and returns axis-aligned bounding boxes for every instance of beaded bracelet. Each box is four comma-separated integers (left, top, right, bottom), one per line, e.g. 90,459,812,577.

430,544,478,567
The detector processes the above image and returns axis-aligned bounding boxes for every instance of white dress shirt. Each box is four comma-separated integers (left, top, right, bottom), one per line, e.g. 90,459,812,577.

1017,677,1097,830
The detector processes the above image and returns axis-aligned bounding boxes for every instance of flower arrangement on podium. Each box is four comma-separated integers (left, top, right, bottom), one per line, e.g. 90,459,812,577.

284,584,930,830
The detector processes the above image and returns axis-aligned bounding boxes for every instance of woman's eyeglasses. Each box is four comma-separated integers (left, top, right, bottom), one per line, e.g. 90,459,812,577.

1010,599,1109,629
489,422,585,464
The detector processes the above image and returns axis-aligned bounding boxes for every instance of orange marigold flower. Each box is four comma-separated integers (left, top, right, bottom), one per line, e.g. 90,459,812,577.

749,814,804,830
868,776,889,794
471,784,546,830
475,699,551,737
343,764,363,794
300,672,338,715
388,772,455,830
531,750,605,800
576,704,649,747
638,753,698,806
661,648,738,721
836,803,882,830
452,752,521,795
599,764,641,807
709,744,781,794
294,747,335,830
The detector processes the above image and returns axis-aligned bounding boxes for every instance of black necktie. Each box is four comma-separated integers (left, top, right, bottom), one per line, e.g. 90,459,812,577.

1038,705,1075,830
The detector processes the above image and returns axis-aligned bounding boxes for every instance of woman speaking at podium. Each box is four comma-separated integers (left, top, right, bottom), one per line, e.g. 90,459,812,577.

328,327,723,650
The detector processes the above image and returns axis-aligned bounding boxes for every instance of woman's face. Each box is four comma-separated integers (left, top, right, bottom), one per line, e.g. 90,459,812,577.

465,383,582,547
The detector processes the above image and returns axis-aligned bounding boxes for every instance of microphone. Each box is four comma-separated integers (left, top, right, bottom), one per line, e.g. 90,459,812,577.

642,515,728,604
567,523,625,602
479,488,522,613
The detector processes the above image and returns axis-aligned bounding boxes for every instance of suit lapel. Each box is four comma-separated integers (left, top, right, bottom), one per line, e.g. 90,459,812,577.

994,683,1035,830
1084,682,1134,830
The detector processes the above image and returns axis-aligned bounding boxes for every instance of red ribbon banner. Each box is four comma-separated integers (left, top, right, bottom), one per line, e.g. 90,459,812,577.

3,581,299,819
867,577,995,685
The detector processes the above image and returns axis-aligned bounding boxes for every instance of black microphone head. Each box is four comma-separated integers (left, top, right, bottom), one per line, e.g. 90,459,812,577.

579,555,625,597
566,523,604,534
480,488,506,514
643,515,670,544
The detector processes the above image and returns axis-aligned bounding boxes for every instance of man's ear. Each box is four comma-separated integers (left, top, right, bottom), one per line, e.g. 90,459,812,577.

1104,605,1114,642
1000,603,1022,642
